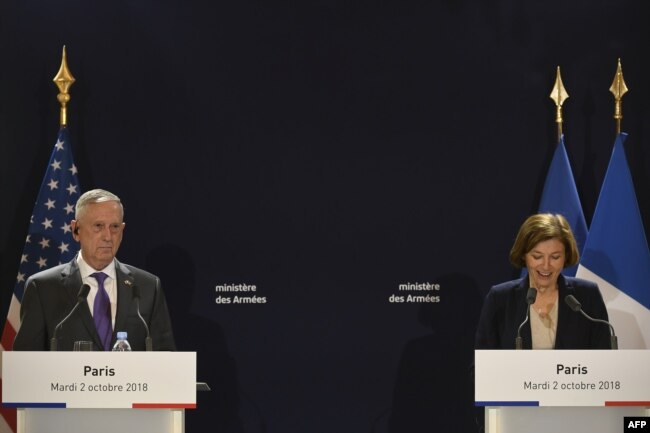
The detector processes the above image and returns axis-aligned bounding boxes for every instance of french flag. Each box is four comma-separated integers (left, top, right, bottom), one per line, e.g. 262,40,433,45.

538,135,588,277
576,133,650,349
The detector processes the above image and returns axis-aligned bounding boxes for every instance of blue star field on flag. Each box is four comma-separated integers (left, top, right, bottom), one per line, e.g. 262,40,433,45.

12,127,80,304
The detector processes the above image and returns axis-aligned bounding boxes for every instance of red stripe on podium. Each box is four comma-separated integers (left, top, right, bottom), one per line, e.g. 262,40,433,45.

605,401,650,407
132,403,196,409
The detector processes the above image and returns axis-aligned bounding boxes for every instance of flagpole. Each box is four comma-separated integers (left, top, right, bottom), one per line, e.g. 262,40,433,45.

52,46,76,127
609,58,628,136
549,66,568,144
0,47,81,433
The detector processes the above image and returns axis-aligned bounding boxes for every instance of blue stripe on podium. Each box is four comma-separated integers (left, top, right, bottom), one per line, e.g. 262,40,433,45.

2,403,66,408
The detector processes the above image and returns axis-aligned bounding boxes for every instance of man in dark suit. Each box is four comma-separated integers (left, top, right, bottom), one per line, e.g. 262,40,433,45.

13,189,176,351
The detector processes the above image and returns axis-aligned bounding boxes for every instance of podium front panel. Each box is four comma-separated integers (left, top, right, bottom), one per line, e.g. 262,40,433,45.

475,350,650,407
2,351,196,409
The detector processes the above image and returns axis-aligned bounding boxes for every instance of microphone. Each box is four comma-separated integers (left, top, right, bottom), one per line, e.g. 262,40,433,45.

515,287,538,350
565,294,618,349
50,284,91,351
132,284,153,351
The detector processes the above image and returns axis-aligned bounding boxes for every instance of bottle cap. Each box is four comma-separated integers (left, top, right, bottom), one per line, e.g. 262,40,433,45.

117,331,128,340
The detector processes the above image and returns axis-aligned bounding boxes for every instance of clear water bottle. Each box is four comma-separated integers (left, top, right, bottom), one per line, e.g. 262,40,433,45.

112,331,132,351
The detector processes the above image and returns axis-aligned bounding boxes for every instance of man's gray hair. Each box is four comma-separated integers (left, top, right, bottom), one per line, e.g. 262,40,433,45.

75,189,124,219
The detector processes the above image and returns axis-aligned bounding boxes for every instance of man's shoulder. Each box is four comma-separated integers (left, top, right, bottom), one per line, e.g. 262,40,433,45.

115,260,158,281
26,261,73,283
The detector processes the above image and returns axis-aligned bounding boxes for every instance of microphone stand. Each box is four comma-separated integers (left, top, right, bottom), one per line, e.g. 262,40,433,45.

515,287,538,350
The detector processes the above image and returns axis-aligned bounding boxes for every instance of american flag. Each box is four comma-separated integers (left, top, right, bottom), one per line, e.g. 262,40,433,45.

0,127,80,433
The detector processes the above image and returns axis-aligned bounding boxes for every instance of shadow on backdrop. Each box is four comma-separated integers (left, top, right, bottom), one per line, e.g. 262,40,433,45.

387,273,484,433
146,244,245,433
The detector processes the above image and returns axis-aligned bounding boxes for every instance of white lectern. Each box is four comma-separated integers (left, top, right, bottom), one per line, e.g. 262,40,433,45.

475,350,650,433
2,352,196,433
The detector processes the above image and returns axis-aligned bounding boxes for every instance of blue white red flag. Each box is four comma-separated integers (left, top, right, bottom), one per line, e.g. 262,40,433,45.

576,133,650,349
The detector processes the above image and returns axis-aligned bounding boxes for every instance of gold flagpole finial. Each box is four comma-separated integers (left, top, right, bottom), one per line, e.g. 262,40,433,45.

549,66,569,143
52,46,76,127
609,58,628,135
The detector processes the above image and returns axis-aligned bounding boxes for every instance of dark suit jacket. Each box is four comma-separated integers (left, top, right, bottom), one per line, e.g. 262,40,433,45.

13,258,176,351
475,275,611,349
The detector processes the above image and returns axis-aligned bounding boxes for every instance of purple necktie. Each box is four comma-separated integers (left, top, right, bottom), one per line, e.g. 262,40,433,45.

91,272,113,351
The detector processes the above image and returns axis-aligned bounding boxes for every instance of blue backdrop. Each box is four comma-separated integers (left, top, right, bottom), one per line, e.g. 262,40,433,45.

2,1,650,432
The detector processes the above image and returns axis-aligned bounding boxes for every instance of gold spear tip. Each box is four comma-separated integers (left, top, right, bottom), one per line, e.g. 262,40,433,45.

609,58,628,100
53,46,76,127
550,66,569,107
53,45,76,95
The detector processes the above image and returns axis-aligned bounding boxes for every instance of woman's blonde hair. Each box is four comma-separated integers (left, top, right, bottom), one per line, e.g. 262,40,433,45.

509,213,579,268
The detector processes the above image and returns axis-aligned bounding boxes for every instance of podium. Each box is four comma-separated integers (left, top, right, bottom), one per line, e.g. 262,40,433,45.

475,350,650,433
2,352,196,433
